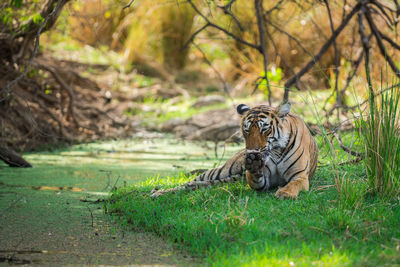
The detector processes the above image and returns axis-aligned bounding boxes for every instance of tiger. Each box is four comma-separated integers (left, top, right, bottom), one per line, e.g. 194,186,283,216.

150,103,318,199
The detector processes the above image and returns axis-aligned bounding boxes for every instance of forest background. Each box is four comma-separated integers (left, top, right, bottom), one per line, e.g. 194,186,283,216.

1,1,400,265
1,0,400,154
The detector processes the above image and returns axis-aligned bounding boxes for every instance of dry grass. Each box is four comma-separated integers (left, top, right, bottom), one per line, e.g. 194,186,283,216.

160,2,195,71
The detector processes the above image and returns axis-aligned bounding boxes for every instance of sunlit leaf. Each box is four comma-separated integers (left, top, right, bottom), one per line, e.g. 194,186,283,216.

32,13,44,24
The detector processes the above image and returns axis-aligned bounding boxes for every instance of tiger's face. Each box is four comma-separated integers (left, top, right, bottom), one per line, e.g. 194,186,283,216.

237,103,291,154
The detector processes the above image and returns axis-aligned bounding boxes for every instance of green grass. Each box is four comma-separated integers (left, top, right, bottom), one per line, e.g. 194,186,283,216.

106,136,400,266
358,80,400,198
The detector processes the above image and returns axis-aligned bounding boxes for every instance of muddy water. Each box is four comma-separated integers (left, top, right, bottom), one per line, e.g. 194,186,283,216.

0,138,239,265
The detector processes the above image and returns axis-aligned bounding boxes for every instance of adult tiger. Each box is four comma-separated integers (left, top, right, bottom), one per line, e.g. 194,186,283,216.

150,103,318,199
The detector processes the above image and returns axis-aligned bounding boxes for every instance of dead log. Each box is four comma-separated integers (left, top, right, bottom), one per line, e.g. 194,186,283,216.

0,147,32,167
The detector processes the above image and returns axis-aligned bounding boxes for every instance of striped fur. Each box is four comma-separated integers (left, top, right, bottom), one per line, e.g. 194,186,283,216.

150,103,318,199
239,103,318,199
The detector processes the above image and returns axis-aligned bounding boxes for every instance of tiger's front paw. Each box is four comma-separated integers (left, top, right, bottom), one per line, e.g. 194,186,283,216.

245,152,265,176
275,188,298,200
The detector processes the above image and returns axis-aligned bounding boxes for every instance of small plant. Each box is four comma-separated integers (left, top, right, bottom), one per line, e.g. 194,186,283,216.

308,92,366,209
358,80,400,199
336,174,367,210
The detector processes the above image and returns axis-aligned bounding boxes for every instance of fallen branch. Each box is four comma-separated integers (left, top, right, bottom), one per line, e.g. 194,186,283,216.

0,147,32,167
318,157,362,167
332,132,362,158
338,157,362,165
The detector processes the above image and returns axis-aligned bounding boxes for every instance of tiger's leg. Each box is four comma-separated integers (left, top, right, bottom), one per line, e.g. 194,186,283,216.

275,175,309,200
150,150,246,198
275,147,313,199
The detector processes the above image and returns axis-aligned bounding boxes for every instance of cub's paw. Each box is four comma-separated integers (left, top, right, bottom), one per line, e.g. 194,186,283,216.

274,188,298,200
245,152,265,176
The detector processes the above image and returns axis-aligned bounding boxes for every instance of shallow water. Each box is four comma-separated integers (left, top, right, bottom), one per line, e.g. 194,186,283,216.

0,137,241,265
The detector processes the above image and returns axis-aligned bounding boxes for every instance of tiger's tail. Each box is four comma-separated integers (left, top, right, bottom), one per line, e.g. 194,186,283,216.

150,150,245,198
150,175,242,198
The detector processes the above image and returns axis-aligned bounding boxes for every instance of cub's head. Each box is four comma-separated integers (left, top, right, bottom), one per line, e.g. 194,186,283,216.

237,103,291,152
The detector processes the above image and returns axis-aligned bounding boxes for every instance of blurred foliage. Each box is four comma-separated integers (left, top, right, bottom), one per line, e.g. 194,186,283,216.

258,67,283,95
160,3,195,71
67,0,126,46
17,0,398,100
1,0,43,32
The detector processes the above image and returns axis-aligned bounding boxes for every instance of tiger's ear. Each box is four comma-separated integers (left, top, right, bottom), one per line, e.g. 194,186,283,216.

237,104,250,115
277,102,291,118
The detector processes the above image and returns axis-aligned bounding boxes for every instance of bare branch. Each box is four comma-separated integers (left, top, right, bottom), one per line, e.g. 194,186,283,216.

264,22,296,78
324,0,341,118
369,1,395,26
255,0,271,105
341,49,364,96
265,18,314,57
376,28,400,51
123,0,135,10
359,3,374,102
191,41,232,99
365,7,400,78
182,23,210,50
186,0,261,51
346,82,400,111
283,2,362,102
368,5,394,29
265,0,284,15
342,0,348,20
216,0,244,31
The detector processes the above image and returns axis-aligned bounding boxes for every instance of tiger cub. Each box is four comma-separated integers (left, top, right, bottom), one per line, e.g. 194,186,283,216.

150,103,318,199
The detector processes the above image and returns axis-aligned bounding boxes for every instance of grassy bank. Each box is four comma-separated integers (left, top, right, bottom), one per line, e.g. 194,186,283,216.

106,137,400,266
